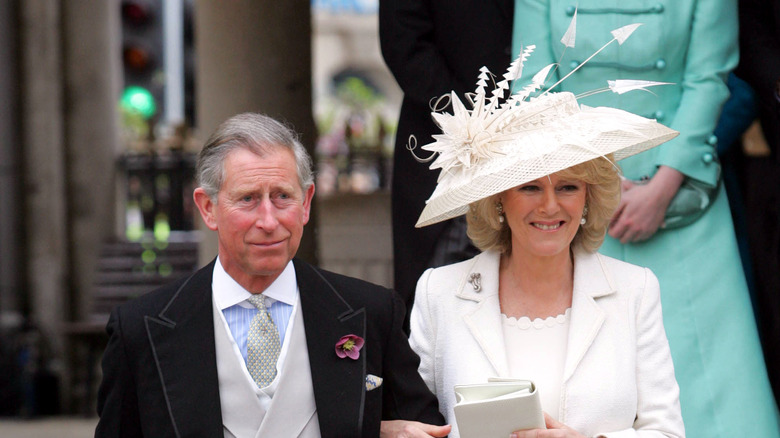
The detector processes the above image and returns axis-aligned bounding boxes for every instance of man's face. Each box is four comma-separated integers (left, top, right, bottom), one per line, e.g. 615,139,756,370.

194,146,314,292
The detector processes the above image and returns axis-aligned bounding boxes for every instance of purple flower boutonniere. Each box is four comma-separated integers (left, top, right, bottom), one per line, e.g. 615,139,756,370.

335,334,364,360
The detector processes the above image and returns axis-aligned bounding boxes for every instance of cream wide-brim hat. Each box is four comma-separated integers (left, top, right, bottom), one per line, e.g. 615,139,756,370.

415,91,679,228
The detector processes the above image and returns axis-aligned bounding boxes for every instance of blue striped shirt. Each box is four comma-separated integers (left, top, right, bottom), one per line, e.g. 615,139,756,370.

212,259,296,366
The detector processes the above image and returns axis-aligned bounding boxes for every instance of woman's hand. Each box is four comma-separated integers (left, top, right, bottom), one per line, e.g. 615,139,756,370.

608,166,685,243
511,413,586,438
380,420,452,438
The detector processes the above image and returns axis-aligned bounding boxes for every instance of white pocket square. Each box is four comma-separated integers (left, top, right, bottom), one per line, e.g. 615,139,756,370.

365,374,383,391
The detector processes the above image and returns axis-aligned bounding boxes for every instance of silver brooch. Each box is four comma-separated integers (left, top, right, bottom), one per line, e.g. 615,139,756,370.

467,273,482,292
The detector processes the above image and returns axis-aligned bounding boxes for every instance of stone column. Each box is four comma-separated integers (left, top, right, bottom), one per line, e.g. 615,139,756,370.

62,0,121,320
17,0,122,413
0,0,21,323
19,0,68,354
195,0,318,266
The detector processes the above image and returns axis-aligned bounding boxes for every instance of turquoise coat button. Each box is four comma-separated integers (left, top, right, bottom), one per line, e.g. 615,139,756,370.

655,59,667,69
702,152,714,164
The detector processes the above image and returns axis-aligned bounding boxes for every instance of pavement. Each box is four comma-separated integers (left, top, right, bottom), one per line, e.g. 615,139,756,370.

0,417,98,438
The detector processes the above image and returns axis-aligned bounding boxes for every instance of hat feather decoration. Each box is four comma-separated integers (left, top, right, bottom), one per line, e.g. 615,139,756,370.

414,12,679,228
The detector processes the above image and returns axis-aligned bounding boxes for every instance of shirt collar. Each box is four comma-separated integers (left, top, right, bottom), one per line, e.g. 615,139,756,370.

212,257,298,310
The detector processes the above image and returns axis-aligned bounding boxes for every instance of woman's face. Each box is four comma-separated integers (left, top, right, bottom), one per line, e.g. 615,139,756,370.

501,172,587,260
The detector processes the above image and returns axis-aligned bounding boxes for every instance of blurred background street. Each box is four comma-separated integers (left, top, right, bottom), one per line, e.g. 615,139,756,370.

0,0,398,429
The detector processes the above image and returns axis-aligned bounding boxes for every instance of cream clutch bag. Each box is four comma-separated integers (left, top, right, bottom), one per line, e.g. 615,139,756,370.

453,378,545,438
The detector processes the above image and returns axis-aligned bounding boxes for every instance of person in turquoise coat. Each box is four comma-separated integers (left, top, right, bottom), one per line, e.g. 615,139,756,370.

512,1,780,436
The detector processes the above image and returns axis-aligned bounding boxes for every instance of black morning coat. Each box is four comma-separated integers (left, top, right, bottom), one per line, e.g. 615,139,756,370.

95,258,444,437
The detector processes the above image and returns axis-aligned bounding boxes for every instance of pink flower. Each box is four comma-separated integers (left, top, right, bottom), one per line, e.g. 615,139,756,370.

335,334,364,360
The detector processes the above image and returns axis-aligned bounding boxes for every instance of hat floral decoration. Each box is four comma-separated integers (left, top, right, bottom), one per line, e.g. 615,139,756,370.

412,12,679,228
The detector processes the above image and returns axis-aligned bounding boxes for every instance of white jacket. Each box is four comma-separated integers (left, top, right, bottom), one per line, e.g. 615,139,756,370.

410,249,685,438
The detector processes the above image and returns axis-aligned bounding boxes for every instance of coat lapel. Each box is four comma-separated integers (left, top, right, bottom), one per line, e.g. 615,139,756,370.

458,250,617,382
295,259,366,437
459,252,510,377
144,261,223,437
563,251,616,383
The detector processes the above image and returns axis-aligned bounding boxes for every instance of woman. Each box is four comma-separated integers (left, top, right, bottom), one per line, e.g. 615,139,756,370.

512,2,780,436
411,162,682,438
381,29,685,436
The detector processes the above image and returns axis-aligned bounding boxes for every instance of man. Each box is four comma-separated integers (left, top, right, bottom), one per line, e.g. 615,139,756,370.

379,0,514,330
95,113,447,437
736,0,780,401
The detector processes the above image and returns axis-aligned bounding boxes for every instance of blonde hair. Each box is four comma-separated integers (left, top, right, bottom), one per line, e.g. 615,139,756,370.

467,155,621,254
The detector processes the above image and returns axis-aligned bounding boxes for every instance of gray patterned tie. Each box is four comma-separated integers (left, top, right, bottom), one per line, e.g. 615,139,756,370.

246,294,281,387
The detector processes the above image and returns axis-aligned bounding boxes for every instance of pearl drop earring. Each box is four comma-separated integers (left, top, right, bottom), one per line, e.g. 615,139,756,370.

496,201,505,223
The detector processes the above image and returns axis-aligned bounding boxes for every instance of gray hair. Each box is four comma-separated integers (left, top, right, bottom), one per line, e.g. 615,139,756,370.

196,113,314,199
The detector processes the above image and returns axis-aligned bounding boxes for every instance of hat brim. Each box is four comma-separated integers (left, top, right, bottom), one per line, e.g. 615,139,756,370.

415,106,679,228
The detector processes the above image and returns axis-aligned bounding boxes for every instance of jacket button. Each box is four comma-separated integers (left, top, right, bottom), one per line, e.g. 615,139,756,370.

566,5,576,16
652,3,665,13
570,60,580,69
707,134,718,146
654,110,665,121
702,152,714,164
655,59,667,70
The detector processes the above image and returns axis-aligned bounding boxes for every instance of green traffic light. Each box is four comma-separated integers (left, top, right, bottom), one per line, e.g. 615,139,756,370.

121,86,156,119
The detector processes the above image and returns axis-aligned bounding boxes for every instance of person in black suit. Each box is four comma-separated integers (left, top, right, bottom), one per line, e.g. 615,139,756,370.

735,0,780,400
379,0,514,330
95,113,447,437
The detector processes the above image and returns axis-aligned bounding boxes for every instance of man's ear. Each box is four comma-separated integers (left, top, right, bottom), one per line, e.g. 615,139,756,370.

193,187,218,231
301,183,315,226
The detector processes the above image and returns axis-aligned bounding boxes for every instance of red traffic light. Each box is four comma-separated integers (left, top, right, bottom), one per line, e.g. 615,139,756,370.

122,1,154,27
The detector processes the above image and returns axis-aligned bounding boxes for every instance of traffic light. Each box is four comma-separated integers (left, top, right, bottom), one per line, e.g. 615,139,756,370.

121,85,156,119
121,0,163,120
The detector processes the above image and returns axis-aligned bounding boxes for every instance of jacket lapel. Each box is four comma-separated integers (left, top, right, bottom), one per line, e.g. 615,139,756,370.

459,252,510,377
295,259,366,437
563,251,615,383
459,250,616,382
144,261,223,437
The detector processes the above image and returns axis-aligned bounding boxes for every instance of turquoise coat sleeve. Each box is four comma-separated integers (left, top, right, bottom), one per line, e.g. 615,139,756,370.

512,0,738,187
